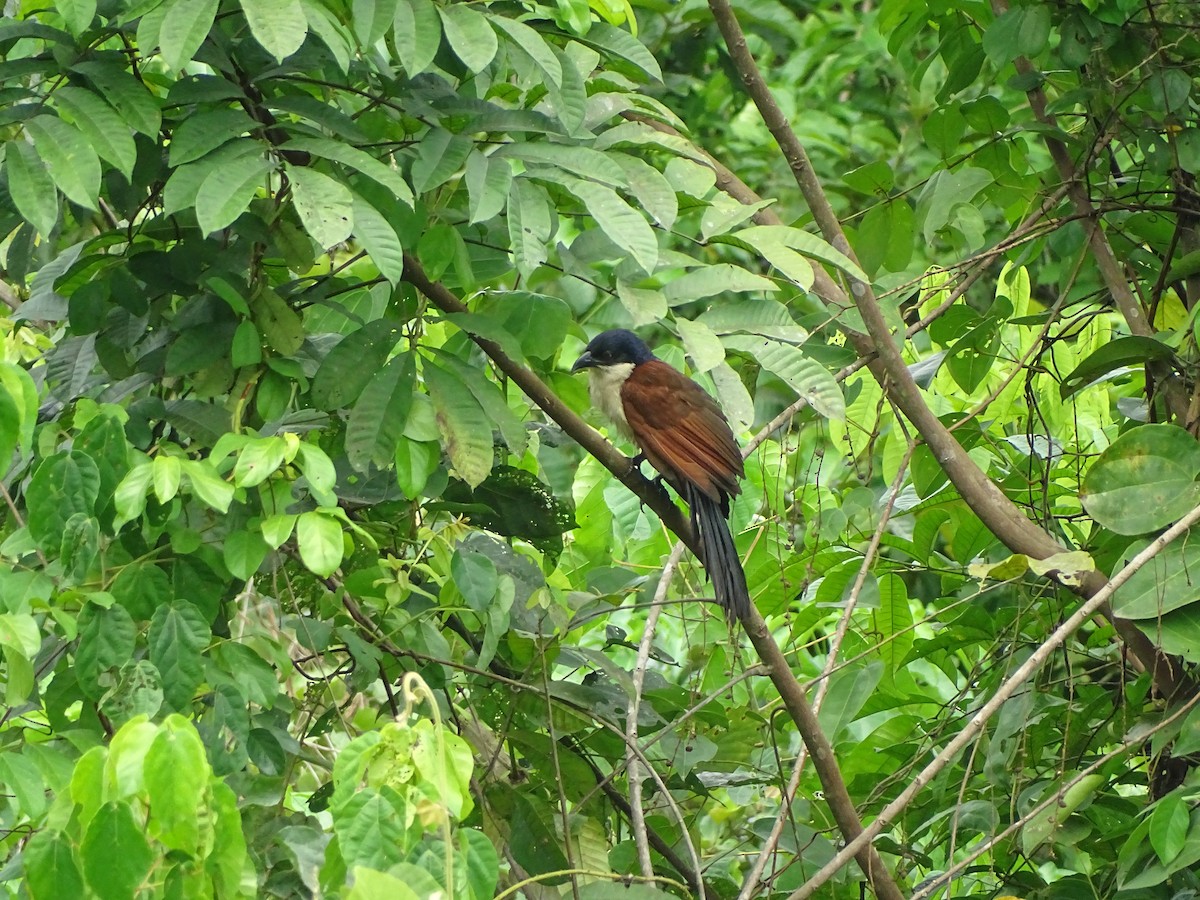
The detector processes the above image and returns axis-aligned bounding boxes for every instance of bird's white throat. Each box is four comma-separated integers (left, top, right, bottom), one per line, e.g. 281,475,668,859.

587,363,635,437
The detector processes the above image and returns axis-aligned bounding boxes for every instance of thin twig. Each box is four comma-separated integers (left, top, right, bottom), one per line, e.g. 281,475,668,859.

788,498,1200,899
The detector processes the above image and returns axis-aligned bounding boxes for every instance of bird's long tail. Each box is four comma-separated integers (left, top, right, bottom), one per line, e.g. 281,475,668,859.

683,484,750,621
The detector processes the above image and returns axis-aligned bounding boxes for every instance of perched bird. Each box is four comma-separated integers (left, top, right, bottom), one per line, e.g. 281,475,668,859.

571,329,750,620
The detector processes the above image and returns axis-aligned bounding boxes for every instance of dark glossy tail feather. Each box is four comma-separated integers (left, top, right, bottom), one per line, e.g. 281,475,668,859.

683,484,750,622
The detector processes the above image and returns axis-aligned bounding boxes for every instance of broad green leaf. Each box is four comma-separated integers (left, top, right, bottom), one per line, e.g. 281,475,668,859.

393,0,441,75
663,263,776,304
54,0,96,35
733,336,845,420
563,178,657,274
411,128,473,194
232,320,262,367
490,15,562,86
452,549,498,611
241,0,308,61
159,0,217,69
346,868,422,900
289,165,354,249
1112,534,1200,619
24,115,100,210
152,454,182,504
500,142,626,187
53,87,136,180
394,438,439,498
23,832,85,900
439,3,498,73
465,150,513,224
195,153,274,235
346,353,416,472
144,717,208,852
425,359,493,488
76,604,136,699
1060,335,1176,398
353,0,398,45
877,573,913,672
261,513,298,549
234,436,288,488
410,719,473,818
613,153,677,229
350,193,406,284
302,0,351,71
337,789,409,869
5,141,58,238
984,5,1051,65
1081,425,1200,535
285,137,413,206
507,178,551,274
113,461,154,530
312,320,404,410
251,288,305,355
577,21,661,82
148,601,209,710
1150,792,1189,864
71,60,161,136
110,562,171,620
27,452,101,550
0,378,20,477
676,318,724,372
81,803,154,900
296,510,344,576
164,139,262,215
458,828,500,900
223,530,270,580
168,108,255,167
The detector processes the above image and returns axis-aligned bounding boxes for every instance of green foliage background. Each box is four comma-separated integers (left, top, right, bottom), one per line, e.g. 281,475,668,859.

0,0,1199,897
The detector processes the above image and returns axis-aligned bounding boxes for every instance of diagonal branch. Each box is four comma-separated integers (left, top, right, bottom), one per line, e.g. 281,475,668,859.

402,254,905,900
706,0,1191,701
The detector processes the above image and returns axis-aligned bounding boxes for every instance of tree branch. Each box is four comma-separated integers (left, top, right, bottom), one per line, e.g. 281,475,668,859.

706,0,1191,701
403,254,905,900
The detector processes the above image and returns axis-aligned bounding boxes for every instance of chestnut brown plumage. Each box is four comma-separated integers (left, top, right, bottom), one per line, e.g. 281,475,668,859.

571,329,750,620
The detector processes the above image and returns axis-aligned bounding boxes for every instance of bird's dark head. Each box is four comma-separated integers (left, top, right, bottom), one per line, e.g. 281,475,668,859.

570,329,655,373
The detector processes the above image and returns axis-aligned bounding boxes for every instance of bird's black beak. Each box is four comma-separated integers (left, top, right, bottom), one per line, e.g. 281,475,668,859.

570,351,596,373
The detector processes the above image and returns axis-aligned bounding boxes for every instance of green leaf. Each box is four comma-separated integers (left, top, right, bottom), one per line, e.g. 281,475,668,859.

563,178,657,274
877,573,913,672
195,152,273,234
1112,533,1200,619
144,717,208,854
53,87,137,180
296,510,344,576
351,192,406,284
1150,792,1189,864
24,831,85,900
394,438,439,498
675,318,724,372
285,137,413,207
54,0,96,36
24,115,100,210
1081,425,1200,535
251,288,305,356
730,336,845,420
490,15,562,86
168,108,255,167
241,0,308,61
984,5,1051,65
411,128,473,194
261,513,297,549
410,719,473,818
76,604,136,699
72,60,161,136
0,377,20,478
346,868,422,900
1060,335,1176,398
452,548,498,611
353,0,398,46
152,454,182,504
302,0,351,71
159,0,217,69
223,529,270,580
231,320,262,368
424,359,494,488
234,436,288,488
111,562,171,620
465,149,513,224
439,3,498,73
81,802,154,900
312,320,403,410
346,353,416,472
148,600,210,710
663,263,776,304
338,789,409,869
27,451,101,550
288,165,354,249
5,141,59,238
393,0,442,75
577,21,661,82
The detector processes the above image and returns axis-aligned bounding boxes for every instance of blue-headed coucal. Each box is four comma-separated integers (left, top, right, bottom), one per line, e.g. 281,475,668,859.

571,329,750,620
